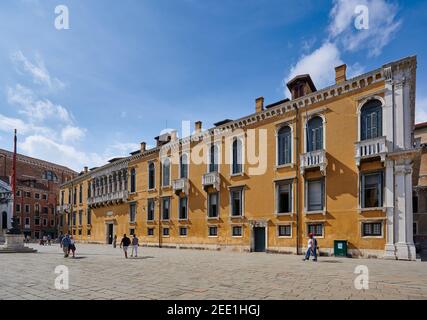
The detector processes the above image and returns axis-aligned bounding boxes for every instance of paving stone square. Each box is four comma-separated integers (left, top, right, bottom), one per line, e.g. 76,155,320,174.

1,244,427,300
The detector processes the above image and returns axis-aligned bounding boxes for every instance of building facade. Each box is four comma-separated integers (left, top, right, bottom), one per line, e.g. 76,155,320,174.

414,122,427,251
58,56,418,260
0,177,13,242
0,149,76,239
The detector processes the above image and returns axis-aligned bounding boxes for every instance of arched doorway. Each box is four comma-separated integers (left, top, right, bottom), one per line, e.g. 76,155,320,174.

1,211,8,229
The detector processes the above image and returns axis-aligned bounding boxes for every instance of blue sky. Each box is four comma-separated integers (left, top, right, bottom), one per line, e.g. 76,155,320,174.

0,0,426,171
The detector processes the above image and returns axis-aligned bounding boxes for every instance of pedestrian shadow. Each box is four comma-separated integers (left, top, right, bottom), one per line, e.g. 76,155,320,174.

130,256,155,260
317,260,343,263
68,256,87,260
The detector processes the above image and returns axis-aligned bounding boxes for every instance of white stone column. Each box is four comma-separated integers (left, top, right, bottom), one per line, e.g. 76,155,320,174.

394,160,416,260
384,159,396,259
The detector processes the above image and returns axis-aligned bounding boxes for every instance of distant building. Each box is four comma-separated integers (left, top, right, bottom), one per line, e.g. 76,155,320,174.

0,177,13,242
414,122,427,251
0,149,76,239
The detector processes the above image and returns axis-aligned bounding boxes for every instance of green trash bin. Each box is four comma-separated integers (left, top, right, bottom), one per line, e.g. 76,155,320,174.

334,240,348,257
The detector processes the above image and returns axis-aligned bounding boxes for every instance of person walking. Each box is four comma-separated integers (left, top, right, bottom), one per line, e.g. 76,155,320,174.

303,233,318,262
47,234,52,246
61,234,71,258
131,234,139,258
120,234,131,259
113,234,117,248
69,236,76,258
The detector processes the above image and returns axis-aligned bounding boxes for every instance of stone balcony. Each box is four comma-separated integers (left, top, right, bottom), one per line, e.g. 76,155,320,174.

355,136,388,166
300,149,328,175
202,171,220,191
172,178,189,195
87,190,128,208
56,204,70,214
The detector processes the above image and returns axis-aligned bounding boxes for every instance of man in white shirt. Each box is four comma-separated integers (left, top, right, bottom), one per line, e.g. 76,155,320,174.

303,233,317,262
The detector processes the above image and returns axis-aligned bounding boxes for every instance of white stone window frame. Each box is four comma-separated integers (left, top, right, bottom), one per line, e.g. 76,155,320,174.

358,169,386,212
179,226,188,237
229,186,245,218
161,157,171,188
231,224,243,238
179,152,190,180
229,135,245,177
161,196,171,221
356,95,386,142
304,177,326,215
178,196,188,221
303,112,327,153
147,161,156,191
206,141,222,174
275,122,295,168
360,220,384,239
147,227,155,237
162,226,170,238
208,224,219,238
274,178,294,216
129,167,137,194
305,222,325,239
207,191,220,220
276,223,293,239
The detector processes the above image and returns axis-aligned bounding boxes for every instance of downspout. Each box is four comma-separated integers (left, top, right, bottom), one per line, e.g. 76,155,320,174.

294,105,300,255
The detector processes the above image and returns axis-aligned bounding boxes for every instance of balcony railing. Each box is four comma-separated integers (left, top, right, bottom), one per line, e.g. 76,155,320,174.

355,136,388,166
56,204,70,213
87,190,128,207
300,150,328,175
172,178,189,195
202,172,220,191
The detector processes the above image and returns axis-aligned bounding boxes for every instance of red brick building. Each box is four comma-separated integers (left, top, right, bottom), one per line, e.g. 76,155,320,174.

0,148,76,239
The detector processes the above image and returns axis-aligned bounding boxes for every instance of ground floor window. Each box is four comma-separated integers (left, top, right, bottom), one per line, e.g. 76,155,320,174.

130,228,135,236
162,227,169,237
34,231,40,239
307,223,323,237
232,225,242,237
209,226,218,237
148,228,154,236
87,229,91,236
362,222,382,237
179,227,188,236
78,229,82,236
278,225,292,237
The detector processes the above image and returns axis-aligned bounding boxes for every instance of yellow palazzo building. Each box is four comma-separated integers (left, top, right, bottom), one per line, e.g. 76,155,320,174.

58,56,419,260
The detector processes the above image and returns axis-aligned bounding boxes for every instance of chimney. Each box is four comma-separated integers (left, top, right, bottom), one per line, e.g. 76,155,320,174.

255,97,264,113
195,121,202,133
170,130,178,141
84,167,88,174
140,142,146,152
335,64,347,84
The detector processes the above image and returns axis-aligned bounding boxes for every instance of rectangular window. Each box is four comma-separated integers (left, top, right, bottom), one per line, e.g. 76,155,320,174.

35,218,40,226
232,225,242,237
278,225,292,237
87,229,91,236
361,172,383,208
362,222,382,237
42,194,47,200
35,193,40,199
179,227,187,236
79,185,83,204
147,228,154,236
25,217,30,225
25,192,31,198
129,203,136,223
60,215,64,227
209,226,218,237
307,179,324,212
78,210,83,226
130,228,135,236
162,227,169,237
43,219,47,226
16,217,21,225
34,204,40,215
208,192,219,218
61,191,64,206
147,199,155,221
162,197,170,220
307,223,323,237
230,188,243,217
16,204,21,213
413,196,419,213
50,220,54,226
16,190,21,197
276,181,292,214
25,204,30,213
148,163,155,190
78,229,82,236
72,212,76,226
179,197,188,220
87,209,92,225
43,207,48,214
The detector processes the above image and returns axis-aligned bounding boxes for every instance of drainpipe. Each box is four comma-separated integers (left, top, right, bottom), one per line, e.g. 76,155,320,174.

294,105,300,255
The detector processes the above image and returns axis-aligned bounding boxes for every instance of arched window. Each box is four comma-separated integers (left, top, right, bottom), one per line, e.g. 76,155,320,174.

130,168,136,193
232,138,242,174
361,99,382,140
277,126,292,165
209,144,219,173
180,154,188,179
148,163,155,190
307,116,323,152
43,170,58,182
162,158,170,187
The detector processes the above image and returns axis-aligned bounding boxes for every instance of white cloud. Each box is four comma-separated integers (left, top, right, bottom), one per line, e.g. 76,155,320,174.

109,142,140,154
416,97,427,124
0,114,31,134
328,0,401,57
286,42,343,91
61,126,86,142
7,84,73,124
11,51,65,90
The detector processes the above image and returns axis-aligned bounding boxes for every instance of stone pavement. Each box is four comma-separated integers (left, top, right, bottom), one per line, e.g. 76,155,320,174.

1,243,427,300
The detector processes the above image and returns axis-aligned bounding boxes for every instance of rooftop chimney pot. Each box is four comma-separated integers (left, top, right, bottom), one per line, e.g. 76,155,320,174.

195,121,202,133
256,97,264,113
335,64,347,84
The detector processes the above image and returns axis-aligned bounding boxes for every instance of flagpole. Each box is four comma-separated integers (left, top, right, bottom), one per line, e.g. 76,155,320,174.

12,129,17,220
